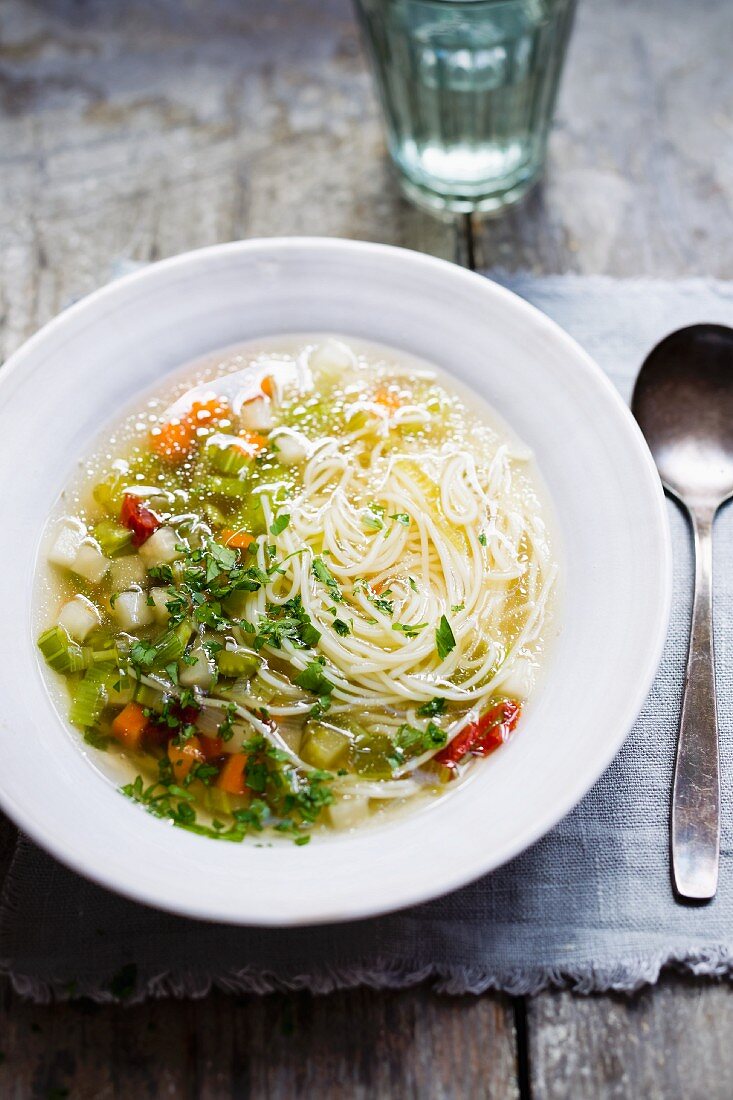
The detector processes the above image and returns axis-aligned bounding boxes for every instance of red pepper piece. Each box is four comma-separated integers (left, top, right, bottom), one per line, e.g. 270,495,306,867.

435,700,521,771
120,493,161,547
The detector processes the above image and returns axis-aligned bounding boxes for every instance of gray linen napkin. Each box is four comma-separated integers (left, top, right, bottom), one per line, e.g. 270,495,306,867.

3,274,733,1003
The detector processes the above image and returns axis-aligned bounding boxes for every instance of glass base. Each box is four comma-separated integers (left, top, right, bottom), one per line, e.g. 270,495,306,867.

396,165,541,219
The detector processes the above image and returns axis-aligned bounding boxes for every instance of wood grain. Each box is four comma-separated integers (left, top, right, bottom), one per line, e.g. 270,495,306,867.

0,986,518,1100
529,974,733,1100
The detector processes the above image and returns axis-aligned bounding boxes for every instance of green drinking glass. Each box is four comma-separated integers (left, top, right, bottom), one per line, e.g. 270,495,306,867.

354,0,577,216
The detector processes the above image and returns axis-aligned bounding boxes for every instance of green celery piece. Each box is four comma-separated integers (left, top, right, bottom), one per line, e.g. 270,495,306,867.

216,648,260,679
37,626,86,674
206,441,254,477
93,518,133,557
301,723,350,769
152,621,194,668
92,472,128,517
199,474,250,501
132,681,164,710
69,668,110,728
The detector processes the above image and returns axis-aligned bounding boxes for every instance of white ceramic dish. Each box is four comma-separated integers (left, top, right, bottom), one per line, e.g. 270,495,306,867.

0,239,671,925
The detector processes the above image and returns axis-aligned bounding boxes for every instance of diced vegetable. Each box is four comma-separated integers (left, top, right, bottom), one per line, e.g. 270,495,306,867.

113,589,154,631
199,733,225,760
201,474,250,500
205,435,257,476
328,795,370,830
189,396,230,427
220,528,255,551
57,594,101,642
138,526,182,567
120,493,161,547
108,670,135,707
149,418,195,464
301,722,350,769
216,752,249,795
152,621,193,667
239,395,272,432
150,587,173,623
179,645,215,689
373,385,402,412
110,555,147,592
270,427,309,466
167,736,204,783
93,472,128,517
69,668,109,729
498,658,534,699
71,542,110,584
260,375,276,399
434,700,521,770
93,519,133,558
216,647,260,679
310,339,356,375
47,518,86,569
132,681,164,710
37,625,86,673
111,702,149,750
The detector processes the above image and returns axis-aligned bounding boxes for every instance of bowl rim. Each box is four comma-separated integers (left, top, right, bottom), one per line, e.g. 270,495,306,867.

0,237,673,924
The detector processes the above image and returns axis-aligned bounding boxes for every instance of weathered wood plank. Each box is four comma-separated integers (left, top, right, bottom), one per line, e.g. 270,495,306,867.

474,0,733,277
529,975,733,1100
0,986,519,1100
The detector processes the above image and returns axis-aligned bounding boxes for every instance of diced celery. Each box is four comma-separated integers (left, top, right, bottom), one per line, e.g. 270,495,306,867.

221,591,251,619
206,475,250,500
206,440,253,476
93,519,132,558
216,648,260,679
69,668,109,728
202,786,232,815
37,626,86,674
132,681,164,710
93,473,128,517
108,670,135,707
152,621,194,667
233,495,266,536
349,730,395,780
301,722,350,769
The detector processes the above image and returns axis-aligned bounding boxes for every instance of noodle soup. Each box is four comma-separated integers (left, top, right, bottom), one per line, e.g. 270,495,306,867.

36,336,556,844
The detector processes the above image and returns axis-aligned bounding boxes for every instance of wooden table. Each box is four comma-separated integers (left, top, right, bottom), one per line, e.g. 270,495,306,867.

1,1,732,1096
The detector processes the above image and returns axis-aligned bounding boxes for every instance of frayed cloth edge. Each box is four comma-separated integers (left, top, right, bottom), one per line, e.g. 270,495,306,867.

3,950,733,1004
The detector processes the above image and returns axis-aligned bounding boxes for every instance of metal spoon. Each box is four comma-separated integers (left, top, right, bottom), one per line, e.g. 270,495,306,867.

632,324,733,901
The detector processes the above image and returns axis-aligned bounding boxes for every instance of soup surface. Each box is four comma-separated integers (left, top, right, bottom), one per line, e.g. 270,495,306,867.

36,335,557,844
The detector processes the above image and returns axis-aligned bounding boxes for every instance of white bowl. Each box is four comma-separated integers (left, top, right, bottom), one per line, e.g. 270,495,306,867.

0,239,671,925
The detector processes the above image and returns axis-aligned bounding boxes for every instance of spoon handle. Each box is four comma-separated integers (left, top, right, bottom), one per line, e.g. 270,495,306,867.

672,507,720,900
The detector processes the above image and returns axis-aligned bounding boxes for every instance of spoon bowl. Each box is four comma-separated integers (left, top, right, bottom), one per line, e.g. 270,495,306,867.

633,324,733,509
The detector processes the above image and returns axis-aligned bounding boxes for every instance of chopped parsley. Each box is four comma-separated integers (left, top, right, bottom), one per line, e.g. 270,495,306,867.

435,615,456,661
333,618,351,637
417,697,446,718
270,514,291,536
478,531,487,547
294,656,335,697
389,513,410,526
312,556,342,602
392,621,428,638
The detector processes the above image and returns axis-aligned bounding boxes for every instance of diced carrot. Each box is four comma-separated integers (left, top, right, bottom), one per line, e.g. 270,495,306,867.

216,752,250,795
220,528,255,550
149,418,196,464
167,735,204,783
236,429,268,455
111,703,149,750
199,734,225,761
188,396,230,427
260,376,275,399
373,385,401,412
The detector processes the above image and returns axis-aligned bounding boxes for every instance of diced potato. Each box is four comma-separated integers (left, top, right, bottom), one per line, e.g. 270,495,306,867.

328,795,370,830
48,517,86,569
239,395,272,432
179,645,215,689
72,541,110,584
270,427,309,466
113,589,154,631
310,339,356,377
57,594,101,642
150,587,172,623
301,722,350,769
110,555,147,592
138,526,181,567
